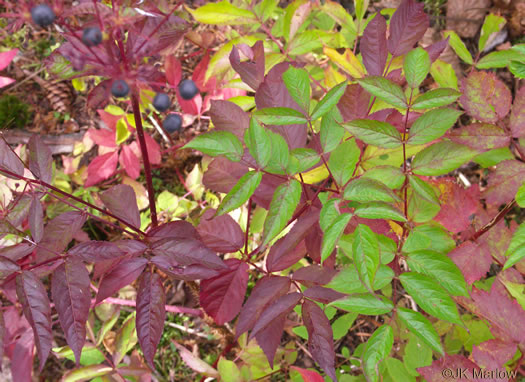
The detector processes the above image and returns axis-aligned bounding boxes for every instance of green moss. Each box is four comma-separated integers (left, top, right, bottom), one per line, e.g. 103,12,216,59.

0,95,32,129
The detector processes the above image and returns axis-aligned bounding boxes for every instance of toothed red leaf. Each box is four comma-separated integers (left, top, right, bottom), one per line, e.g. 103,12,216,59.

27,135,53,184
387,0,429,57
68,241,126,262
196,209,244,253
96,257,148,304
100,184,141,228
85,150,119,187
360,14,387,76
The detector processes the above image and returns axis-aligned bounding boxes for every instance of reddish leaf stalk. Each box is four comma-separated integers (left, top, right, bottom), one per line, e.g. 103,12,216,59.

0,167,144,236
130,90,158,227
468,199,516,242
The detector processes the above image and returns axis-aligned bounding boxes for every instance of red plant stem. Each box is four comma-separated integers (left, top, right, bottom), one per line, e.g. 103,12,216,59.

94,297,202,316
92,0,104,31
403,90,414,218
0,167,144,236
62,23,106,67
134,2,184,56
130,90,158,227
468,199,516,242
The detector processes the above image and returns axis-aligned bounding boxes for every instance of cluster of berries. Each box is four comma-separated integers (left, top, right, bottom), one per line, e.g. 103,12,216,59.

31,4,198,134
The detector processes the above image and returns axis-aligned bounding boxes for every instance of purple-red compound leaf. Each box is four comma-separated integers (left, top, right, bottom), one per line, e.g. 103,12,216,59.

209,100,250,139
483,160,525,206
151,237,226,270
136,271,166,369
96,257,148,304
51,258,90,365
0,138,24,179
360,13,387,76
449,241,492,285
11,329,35,382
229,41,265,91
85,150,119,187
292,265,338,287
460,70,512,124
36,211,86,261
68,240,126,262
200,259,249,325
249,292,302,340
202,157,248,194
337,84,370,122
197,209,244,253
100,184,141,229
472,340,517,370
509,86,525,138
448,123,510,152
151,255,220,281
27,135,53,184
387,0,429,57
303,286,346,304
16,271,53,371
418,355,481,381
0,255,20,279
236,276,291,339
28,196,44,243
290,366,325,382
0,242,35,261
302,300,336,381
255,313,286,368
147,220,200,242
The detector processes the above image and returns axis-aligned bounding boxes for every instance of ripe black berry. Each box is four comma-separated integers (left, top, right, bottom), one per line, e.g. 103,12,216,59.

82,26,103,47
178,79,199,100
163,114,182,133
111,80,129,98
31,4,55,28
153,93,171,112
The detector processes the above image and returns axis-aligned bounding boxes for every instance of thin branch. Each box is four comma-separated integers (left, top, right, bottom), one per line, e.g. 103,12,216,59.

468,200,516,242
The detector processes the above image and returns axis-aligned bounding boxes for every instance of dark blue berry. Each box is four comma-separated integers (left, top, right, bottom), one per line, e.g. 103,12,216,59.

163,114,182,133
111,80,129,98
178,79,199,100
31,4,55,28
82,26,103,47
153,93,171,112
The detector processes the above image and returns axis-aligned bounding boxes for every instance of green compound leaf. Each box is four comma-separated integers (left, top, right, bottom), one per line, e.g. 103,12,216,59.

411,141,477,176
408,175,439,205
282,66,310,113
330,293,393,315
253,107,307,125
354,202,406,222
344,178,401,204
245,118,271,168
443,30,473,65
399,272,462,325
411,88,462,110
188,1,257,25
216,171,262,216
343,119,402,149
362,325,394,382
262,179,302,246
184,131,244,162
311,81,348,121
397,308,444,355
404,47,431,89
357,76,407,109
327,138,360,186
406,250,469,296
407,108,463,145
321,213,352,263
352,224,380,290
503,223,525,270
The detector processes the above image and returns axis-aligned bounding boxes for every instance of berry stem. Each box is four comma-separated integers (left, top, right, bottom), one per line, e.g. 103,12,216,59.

130,89,158,227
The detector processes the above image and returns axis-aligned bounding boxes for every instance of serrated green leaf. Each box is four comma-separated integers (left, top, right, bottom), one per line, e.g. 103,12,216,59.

188,1,257,25
509,60,525,79
63,364,113,382
320,198,340,232
403,223,455,254
218,358,242,382
443,31,473,65
517,183,525,208
386,357,416,382
253,107,307,125
311,81,348,121
320,107,345,153
330,293,393,315
265,131,290,174
398,308,444,355
476,50,525,69
411,88,462,110
404,47,431,89
287,30,327,56
216,171,262,216
362,325,394,382
245,118,271,168
343,119,402,149
503,223,525,270
327,264,394,294
411,141,476,176
408,108,463,145
361,166,405,189
332,312,359,340
406,250,468,296
321,213,352,262
288,148,320,174
255,0,278,22
354,202,406,222
328,138,360,186
344,178,401,203
408,175,439,204
403,332,433,375
352,224,380,289
184,131,244,162
430,60,458,90
357,76,407,109
478,14,506,52
283,66,310,113
262,179,302,246
407,188,441,223
399,272,462,325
